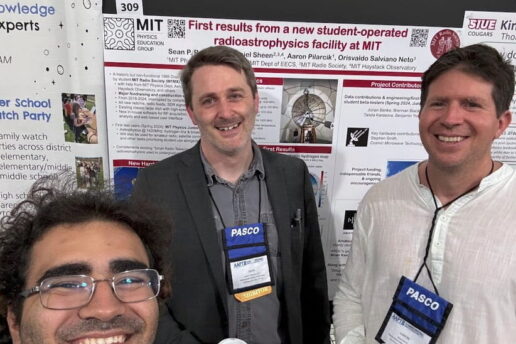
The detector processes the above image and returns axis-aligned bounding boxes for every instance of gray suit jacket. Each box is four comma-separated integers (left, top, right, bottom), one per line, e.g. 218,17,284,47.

132,142,330,344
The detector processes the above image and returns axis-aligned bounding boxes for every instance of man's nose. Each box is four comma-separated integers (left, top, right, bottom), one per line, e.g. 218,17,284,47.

216,99,233,118
441,102,464,127
78,281,126,321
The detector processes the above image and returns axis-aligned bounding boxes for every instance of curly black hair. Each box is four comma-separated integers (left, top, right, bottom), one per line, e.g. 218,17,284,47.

0,173,173,324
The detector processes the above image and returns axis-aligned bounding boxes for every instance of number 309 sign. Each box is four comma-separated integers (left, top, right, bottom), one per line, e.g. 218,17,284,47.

116,0,143,15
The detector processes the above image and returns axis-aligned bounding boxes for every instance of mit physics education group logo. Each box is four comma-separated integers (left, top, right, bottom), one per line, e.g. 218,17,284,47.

104,17,135,50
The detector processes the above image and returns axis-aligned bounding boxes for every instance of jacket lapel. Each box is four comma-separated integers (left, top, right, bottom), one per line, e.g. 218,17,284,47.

262,150,302,343
262,151,293,280
178,145,228,315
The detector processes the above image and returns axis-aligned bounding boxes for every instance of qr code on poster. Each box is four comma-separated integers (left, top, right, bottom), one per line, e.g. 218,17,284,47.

409,28,429,47
168,19,186,38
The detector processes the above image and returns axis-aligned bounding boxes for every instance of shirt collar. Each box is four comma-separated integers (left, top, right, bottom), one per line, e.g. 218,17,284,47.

414,161,515,204
201,141,265,186
416,161,514,190
478,162,514,191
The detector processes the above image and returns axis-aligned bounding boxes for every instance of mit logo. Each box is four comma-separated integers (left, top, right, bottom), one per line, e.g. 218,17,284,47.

137,18,164,31
467,18,497,30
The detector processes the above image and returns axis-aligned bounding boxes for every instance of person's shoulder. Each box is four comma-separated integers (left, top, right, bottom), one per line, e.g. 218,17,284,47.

500,163,516,178
496,163,516,188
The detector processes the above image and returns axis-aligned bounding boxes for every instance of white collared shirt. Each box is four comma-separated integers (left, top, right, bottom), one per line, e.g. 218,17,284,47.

333,163,516,343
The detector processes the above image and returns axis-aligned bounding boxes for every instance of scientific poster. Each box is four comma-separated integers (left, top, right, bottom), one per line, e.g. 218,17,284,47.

103,14,461,295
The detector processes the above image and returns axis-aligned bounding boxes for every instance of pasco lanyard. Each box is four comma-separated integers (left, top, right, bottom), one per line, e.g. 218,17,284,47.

208,178,274,299
375,162,495,344
413,161,494,295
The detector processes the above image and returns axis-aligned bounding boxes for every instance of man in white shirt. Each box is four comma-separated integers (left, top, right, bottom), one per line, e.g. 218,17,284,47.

333,44,516,343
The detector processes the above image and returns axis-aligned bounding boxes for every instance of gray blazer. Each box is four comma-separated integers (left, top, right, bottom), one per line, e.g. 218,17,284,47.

132,142,330,344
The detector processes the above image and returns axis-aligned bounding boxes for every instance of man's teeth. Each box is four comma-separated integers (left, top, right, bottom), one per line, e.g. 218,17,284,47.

78,335,126,344
438,136,464,142
218,123,239,131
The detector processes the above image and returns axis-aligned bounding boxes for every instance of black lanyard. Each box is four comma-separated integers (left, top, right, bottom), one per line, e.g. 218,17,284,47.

413,161,494,295
208,178,262,229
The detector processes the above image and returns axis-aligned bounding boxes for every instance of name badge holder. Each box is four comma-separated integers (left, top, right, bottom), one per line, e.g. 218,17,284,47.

376,276,452,344
222,222,274,298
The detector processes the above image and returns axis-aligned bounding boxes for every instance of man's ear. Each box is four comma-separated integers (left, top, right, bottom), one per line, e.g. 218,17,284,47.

186,105,198,125
253,92,260,114
6,306,21,344
495,110,512,139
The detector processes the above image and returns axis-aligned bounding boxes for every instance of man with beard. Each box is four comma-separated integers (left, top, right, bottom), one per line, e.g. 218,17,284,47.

0,174,172,344
132,46,330,344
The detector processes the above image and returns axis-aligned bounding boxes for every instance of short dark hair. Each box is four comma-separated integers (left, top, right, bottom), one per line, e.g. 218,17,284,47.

0,174,172,323
421,44,515,117
180,46,257,108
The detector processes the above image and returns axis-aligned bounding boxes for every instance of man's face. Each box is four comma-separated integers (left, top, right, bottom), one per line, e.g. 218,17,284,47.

7,220,159,344
186,64,259,159
419,68,511,171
